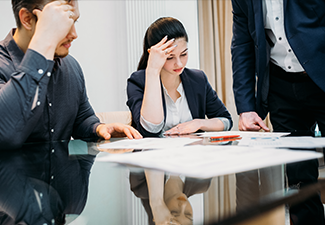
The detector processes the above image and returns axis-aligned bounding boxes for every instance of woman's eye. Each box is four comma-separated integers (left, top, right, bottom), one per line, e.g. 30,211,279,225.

167,57,173,60
181,53,188,57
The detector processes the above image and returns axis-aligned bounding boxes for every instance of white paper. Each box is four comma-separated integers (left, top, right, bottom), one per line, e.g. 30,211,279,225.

98,137,199,149
238,136,325,148
96,145,323,179
197,131,289,138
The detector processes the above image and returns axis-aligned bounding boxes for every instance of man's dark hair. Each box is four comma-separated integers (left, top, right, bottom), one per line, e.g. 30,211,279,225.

11,0,71,29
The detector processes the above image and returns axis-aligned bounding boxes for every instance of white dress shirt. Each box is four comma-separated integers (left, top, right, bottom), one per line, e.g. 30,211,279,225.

263,0,304,72
140,82,230,136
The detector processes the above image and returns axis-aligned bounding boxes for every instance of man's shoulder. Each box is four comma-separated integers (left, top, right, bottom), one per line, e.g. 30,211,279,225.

0,39,14,81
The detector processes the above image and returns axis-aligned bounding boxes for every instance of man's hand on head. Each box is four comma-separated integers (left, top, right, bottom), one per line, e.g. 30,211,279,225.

28,1,76,60
96,123,143,140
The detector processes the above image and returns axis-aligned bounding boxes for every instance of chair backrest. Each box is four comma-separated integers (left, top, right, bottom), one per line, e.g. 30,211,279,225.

95,111,132,126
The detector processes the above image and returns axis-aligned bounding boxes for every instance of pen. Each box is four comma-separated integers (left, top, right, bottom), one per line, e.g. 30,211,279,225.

210,135,241,141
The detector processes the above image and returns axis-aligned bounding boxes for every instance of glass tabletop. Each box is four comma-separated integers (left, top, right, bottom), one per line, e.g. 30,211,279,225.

0,136,324,225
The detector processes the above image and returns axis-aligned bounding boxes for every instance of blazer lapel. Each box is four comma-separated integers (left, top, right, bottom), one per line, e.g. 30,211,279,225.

180,72,198,118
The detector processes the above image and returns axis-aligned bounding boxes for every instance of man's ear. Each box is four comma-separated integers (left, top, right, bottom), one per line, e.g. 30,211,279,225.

19,8,36,30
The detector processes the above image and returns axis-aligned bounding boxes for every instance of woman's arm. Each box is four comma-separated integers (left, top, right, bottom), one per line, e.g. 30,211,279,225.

145,170,177,225
164,118,225,135
140,37,176,125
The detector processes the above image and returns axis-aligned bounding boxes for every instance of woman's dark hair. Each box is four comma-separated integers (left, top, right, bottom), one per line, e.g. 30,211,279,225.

137,17,188,71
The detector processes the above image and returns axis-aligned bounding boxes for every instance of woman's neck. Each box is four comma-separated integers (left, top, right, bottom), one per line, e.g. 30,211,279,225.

160,72,181,91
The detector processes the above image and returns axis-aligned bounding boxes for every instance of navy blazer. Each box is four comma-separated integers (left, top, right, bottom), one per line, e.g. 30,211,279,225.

231,0,325,119
127,68,232,137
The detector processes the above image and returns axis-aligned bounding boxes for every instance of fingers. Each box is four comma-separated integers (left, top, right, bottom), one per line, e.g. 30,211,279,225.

101,131,112,140
239,112,270,131
155,35,168,48
256,120,270,132
164,125,193,135
99,123,142,140
123,127,133,139
122,125,142,139
148,37,176,56
32,8,42,19
161,38,176,52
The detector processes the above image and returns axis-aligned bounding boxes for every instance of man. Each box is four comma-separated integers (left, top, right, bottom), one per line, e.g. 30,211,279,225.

231,0,325,224
0,0,142,223
0,0,142,149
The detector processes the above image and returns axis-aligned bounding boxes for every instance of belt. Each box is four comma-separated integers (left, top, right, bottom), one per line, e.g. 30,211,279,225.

270,63,310,83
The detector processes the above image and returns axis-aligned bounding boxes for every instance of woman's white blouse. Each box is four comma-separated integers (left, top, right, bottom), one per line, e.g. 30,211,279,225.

140,82,230,135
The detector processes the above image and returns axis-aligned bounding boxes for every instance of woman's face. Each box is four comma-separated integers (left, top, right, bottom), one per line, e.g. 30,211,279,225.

161,37,188,76
165,193,193,225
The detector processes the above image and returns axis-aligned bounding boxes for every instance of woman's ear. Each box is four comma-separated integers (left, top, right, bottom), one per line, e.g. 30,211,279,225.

19,8,36,31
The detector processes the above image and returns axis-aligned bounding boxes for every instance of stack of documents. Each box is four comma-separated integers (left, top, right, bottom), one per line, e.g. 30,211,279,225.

96,145,323,179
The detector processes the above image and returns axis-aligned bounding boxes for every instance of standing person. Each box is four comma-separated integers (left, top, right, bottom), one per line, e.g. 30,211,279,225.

0,0,142,150
127,17,232,137
231,0,325,224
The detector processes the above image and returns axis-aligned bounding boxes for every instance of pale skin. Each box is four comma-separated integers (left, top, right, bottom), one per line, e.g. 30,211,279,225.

13,0,142,140
239,112,270,131
145,170,192,225
142,37,225,135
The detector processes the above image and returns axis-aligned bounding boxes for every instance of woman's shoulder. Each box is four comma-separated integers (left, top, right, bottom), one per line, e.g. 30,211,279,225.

182,68,208,82
130,69,146,76
128,69,146,83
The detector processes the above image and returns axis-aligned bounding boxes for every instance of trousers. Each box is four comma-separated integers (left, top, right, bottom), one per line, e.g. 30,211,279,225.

268,63,325,225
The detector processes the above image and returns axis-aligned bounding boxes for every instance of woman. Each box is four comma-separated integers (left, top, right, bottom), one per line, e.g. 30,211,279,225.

127,17,232,137
130,170,211,225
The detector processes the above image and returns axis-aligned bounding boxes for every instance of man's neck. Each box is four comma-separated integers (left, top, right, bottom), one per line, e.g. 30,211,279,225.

13,28,32,53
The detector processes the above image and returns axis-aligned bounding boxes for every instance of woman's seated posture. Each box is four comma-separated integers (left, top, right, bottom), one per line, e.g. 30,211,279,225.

127,17,232,137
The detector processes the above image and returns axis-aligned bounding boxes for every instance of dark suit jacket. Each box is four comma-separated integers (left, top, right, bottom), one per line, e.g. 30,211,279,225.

231,0,325,119
127,68,232,137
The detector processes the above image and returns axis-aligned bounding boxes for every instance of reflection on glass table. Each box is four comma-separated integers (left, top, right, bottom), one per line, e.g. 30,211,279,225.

130,170,211,225
0,140,97,225
2,137,324,225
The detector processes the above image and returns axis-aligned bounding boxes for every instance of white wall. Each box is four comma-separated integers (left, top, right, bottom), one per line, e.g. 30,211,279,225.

0,2,16,38
71,0,200,113
0,1,199,113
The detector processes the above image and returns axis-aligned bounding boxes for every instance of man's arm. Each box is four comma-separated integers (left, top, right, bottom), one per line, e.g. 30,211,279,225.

0,1,76,149
231,0,269,131
0,50,54,149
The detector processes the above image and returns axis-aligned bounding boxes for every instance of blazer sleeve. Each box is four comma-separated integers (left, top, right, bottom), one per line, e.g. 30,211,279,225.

231,0,258,115
203,72,233,130
126,70,163,137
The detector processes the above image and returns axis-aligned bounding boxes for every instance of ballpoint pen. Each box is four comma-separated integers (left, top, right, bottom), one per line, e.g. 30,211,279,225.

209,135,241,142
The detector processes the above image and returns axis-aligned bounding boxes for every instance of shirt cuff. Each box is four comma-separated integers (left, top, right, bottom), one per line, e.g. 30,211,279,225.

140,115,164,133
18,49,54,82
217,117,231,131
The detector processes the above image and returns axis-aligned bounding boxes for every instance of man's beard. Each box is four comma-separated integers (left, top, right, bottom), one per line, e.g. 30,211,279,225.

54,52,69,58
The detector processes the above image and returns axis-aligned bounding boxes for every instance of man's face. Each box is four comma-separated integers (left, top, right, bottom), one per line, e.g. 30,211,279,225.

54,0,79,58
